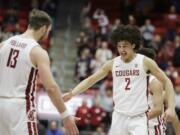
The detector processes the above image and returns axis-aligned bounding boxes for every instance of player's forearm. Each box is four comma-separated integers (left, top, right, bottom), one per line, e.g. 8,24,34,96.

165,79,175,109
72,76,98,96
148,107,162,119
46,84,67,113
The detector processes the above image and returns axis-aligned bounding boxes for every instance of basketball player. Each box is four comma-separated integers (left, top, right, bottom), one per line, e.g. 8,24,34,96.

137,48,165,135
137,48,180,135
0,9,79,135
63,25,175,135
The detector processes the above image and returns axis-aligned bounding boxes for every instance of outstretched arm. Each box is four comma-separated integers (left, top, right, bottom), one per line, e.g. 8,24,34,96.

72,60,112,96
31,46,67,113
31,46,79,135
63,60,113,101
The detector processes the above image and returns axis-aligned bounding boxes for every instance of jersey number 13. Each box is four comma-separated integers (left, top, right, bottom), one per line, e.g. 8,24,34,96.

7,48,20,68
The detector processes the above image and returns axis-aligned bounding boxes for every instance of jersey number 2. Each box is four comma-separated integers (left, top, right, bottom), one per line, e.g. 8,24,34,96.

7,48,19,68
125,78,130,90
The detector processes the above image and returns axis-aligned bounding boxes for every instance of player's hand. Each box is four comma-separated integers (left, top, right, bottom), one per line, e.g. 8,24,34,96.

63,116,80,135
63,92,73,102
163,107,176,122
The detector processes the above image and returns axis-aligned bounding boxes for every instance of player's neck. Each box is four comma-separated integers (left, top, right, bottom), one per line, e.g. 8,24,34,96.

122,52,136,63
21,30,41,41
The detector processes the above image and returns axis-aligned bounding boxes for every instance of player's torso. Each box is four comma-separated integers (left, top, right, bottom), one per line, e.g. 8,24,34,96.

112,54,148,116
0,35,38,98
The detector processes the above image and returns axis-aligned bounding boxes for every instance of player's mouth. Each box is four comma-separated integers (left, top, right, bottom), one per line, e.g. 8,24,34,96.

120,52,127,56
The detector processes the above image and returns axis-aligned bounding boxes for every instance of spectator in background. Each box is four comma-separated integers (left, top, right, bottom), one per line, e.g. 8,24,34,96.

173,35,180,67
82,17,94,39
128,15,136,26
172,0,180,13
93,9,109,38
76,31,89,56
90,54,103,74
75,48,91,82
166,61,178,85
147,34,163,51
46,121,64,135
140,19,155,47
110,19,121,32
165,5,178,40
80,1,91,26
75,99,90,132
89,99,106,131
121,0,135,23
1,26,14,41
95,41,112,66
157,41,175,70
97,84,113,131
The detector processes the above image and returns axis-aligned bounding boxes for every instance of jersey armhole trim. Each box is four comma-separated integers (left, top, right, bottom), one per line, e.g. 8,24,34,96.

28,45,39,69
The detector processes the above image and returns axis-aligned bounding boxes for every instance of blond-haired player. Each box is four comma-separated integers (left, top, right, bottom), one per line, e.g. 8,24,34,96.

0,9,79,135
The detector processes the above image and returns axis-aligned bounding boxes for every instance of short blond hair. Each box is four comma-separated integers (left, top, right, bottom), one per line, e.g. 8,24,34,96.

28,9,52,30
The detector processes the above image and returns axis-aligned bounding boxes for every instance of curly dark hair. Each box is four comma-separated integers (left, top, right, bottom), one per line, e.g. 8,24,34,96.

111,25,142,50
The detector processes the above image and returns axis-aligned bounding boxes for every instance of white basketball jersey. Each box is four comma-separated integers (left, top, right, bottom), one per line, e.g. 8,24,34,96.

0,35,38,99
112,54,148,116
148,75,164,127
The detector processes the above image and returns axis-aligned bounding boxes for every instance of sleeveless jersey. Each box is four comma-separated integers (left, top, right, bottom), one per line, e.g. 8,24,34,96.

0,35,38,99
112,54,148,116
148,75,164,127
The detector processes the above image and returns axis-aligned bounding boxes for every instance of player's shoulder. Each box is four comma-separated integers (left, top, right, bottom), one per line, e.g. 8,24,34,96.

30,46,49,67
31,46,49,59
